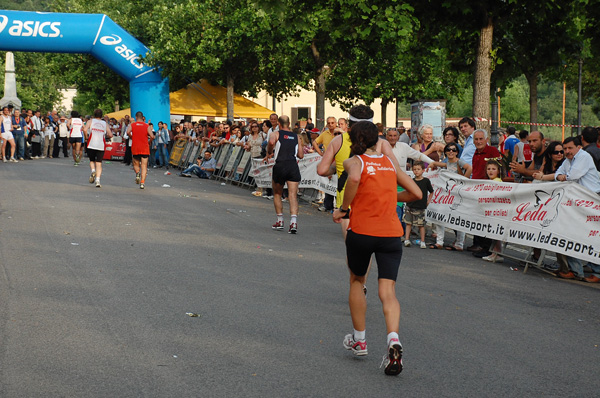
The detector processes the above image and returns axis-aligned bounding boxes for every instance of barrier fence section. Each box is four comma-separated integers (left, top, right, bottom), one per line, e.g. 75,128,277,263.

425,169,600,264
170,142,256,186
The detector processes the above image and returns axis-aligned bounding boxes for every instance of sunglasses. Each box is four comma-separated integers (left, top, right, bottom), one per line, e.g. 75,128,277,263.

552,150,564,155
445,148,458,152
334,132,341,136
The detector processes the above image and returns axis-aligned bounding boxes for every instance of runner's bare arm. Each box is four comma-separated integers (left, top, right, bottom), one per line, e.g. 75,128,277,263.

317,135,341,176
296,138,304,159
332,157,360,223
106,123,113,139
147,125,155,140
83,120,90,140
267,130,279,155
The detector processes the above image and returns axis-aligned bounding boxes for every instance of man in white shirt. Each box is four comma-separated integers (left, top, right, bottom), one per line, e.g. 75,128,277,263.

458,117,477,165
554,136,600,283
30,110,43,158
386,129,444,170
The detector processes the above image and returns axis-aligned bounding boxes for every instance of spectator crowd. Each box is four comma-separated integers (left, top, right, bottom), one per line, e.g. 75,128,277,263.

3,103,600,283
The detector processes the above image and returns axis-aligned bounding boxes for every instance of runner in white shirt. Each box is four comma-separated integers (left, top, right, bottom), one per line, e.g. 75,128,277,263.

67,110,84,166
84,108,112,187
1,106,17,162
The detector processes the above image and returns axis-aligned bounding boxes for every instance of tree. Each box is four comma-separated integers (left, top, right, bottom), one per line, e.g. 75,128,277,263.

497,0,584,125
146,0,294,121
0,51,64,112
260,0,415,128
50,0,155,114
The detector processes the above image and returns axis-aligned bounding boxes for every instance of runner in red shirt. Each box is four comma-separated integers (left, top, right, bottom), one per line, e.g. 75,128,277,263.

125,111,155,189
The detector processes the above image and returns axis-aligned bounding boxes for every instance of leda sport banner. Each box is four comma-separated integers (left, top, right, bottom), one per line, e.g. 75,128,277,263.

425,170,600,263
0,10,170,126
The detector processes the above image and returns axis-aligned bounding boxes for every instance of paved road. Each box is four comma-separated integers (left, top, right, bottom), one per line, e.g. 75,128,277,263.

0,157,599,397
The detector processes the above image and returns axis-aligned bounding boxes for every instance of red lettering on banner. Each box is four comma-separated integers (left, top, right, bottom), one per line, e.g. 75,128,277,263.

512,202,547,222
430,188,455,205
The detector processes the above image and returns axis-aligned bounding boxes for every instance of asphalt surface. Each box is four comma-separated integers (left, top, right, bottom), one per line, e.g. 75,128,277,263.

0,156,599,398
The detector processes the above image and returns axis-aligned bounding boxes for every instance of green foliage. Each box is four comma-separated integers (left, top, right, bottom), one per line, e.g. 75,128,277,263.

0,51,63,111
447,74,600,141
49,0,150,114
0,0,49,11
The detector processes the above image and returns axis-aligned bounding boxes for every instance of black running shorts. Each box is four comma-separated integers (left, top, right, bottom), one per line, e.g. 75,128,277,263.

133,154,149,161
345,230,403,281
272,160,301,185
87,149,104,163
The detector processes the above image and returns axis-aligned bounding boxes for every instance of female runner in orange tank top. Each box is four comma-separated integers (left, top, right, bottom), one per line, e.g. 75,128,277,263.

332,121,421,376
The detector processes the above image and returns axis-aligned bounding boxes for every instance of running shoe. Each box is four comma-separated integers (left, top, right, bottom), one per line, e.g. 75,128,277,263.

420,241,427,249
135,172,141,184
403,240,411,247
272,220,284,230
343,334,368,356
10,157,17,163
75,153,80,163
381,340,403,376
89,170,96,184
2,158,6,163
95,179,101,188
288,223,297,234
140,183,145,189
18,157,24,161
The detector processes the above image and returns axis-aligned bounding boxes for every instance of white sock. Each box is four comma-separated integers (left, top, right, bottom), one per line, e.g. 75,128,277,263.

291,215,297,224
387,332,400,347
91,169,96,174
277,214,283,223
354,329,365,341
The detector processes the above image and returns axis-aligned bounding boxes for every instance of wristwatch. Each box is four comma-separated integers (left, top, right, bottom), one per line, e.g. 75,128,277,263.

339,207,349,213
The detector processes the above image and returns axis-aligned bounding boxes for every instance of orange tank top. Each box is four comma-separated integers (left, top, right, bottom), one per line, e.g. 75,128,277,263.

348,154,403,237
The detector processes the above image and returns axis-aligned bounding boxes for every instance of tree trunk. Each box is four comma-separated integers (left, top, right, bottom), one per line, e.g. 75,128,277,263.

395,97,399,128
525,72,538,127
315,70,325,130
472,17,494,131
226,74,234,122
381,99,388,127
311,40,326,130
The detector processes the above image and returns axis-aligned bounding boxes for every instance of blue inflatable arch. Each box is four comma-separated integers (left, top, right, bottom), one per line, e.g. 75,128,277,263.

0,10,169,125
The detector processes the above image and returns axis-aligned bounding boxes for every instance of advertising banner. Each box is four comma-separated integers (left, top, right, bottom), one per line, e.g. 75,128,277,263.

168,139,187,166
0,10,170,128
426,170,600,263
103,141,126,160
251,153,337,196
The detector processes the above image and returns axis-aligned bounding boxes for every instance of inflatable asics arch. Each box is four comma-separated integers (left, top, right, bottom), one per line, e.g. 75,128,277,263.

0,10,170,125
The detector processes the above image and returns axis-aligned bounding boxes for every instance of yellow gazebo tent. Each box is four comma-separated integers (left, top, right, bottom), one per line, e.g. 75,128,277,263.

105,108,132,120
106,80,273,120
